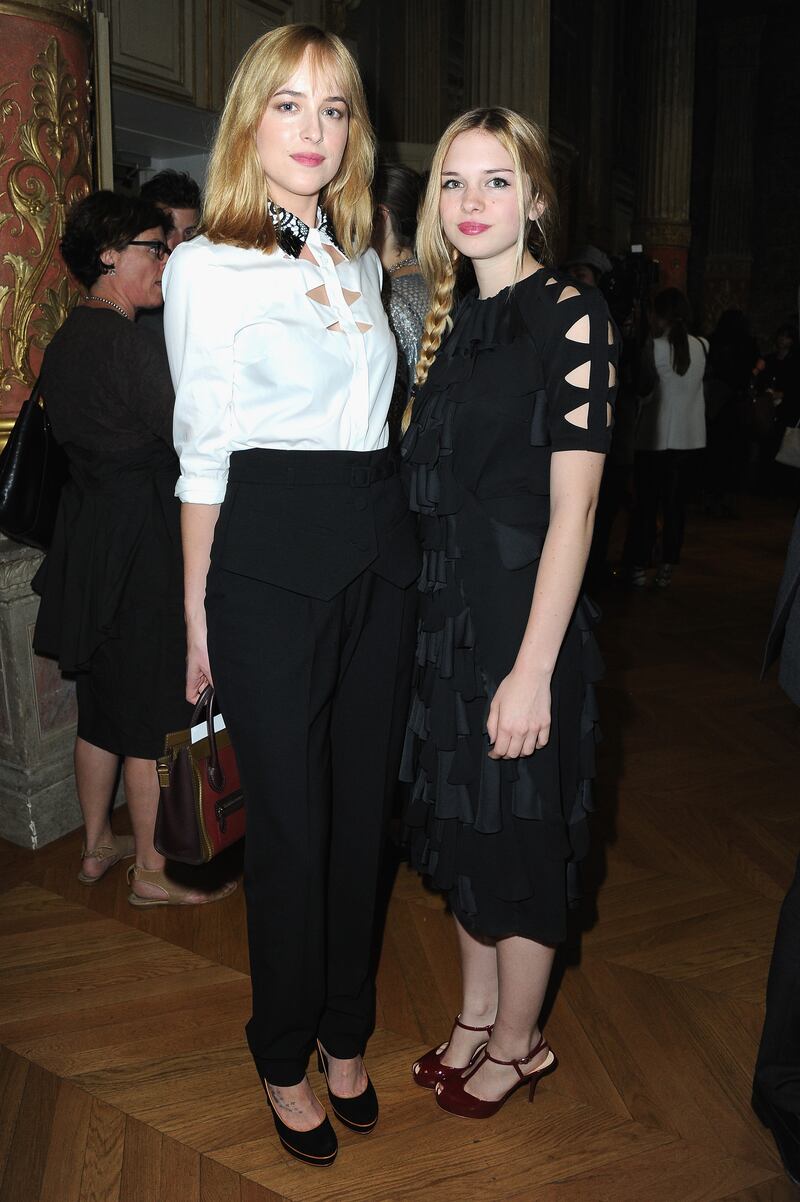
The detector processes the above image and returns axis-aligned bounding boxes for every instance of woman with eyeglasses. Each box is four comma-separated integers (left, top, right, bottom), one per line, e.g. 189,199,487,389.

32,189,236,908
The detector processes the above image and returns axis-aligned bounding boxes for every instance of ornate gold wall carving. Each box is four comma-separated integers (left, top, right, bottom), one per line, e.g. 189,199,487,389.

0,35,91,397
0,1,88,32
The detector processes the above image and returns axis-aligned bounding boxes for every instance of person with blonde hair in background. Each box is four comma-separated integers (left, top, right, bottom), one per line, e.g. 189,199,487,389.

163,24,418,1167
400,106,619,1118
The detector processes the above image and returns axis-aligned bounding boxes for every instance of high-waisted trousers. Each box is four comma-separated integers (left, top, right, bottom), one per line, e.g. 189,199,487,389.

205,449,416,1086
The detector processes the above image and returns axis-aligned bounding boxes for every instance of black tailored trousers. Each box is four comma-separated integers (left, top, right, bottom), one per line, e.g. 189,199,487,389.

628,448,700,567
755,850,800,1115
207,545,415,1086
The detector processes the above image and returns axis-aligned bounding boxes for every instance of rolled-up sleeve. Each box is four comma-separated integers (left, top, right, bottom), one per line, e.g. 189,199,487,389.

163,244,233,504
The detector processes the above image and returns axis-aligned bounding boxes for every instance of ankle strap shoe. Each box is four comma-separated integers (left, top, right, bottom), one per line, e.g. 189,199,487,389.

412,1014,493,1090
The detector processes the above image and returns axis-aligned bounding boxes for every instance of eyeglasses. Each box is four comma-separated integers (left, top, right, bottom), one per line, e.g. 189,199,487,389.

128,239,170,261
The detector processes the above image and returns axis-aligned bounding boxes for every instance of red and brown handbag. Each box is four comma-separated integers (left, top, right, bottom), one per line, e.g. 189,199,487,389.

155,686,245,864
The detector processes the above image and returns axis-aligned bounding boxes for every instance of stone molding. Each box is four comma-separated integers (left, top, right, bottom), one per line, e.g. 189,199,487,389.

0,538,42,600
632,219,692,250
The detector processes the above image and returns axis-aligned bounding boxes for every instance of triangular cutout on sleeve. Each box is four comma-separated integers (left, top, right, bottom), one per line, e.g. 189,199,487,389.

565,314,591,344
557,285,580,303
564,402,591,428
564,360,591,389
608,361,617,387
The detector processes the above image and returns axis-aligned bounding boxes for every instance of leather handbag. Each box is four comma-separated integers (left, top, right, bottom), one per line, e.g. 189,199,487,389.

155,686,245,864
0,382,68,550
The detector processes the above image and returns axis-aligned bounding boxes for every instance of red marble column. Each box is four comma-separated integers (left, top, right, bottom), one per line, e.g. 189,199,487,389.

0,2,93,447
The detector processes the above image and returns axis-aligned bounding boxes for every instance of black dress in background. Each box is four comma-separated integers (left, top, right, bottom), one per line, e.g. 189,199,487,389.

400,270,619,944
33,307,191,759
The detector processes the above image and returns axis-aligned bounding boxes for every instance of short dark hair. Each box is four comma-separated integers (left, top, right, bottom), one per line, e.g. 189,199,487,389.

60,190,170,288
373,164,423,250
140,169,201,211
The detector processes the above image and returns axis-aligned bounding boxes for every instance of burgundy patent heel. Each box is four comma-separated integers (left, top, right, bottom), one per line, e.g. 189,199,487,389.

412,1014,493,1090
434,1035,557,1118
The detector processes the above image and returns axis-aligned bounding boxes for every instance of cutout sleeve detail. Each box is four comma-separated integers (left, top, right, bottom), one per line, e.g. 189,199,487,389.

536,282,619,453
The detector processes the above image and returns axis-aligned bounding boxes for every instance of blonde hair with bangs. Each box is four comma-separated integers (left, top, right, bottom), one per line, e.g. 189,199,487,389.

403,107,558,430
201,24,375,257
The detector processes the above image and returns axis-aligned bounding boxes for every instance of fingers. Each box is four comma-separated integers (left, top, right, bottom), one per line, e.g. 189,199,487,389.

185,664,212,704
521,732,538,757
489,723,551,760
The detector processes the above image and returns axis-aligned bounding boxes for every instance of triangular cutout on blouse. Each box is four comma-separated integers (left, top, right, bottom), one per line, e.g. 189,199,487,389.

342,288,361,307
607,320,615,346
546,276,557,285
323,243,346,266
564,402,590,429
307,283,332,308
564,360,591,389
565,314,591,344
356,321,372,333
326,321,344,334
606,402,613,427
557,285,580,303
608,361,617,387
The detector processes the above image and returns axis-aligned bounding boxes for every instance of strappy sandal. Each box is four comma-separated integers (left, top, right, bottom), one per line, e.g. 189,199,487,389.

434,1035,557,1118
127,864,237,907
412,1014,494,1089
78,834,135,884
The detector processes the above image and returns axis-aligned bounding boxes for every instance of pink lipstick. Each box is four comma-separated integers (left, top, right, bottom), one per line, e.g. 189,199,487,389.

458,222,490,235
292,153,325,167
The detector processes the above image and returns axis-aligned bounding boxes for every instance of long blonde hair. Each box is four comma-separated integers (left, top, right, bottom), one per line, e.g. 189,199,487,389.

403,107,558,430
201,24,375,257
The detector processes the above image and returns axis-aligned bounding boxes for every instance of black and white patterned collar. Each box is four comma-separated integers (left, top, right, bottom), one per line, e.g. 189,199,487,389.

267,201,344,259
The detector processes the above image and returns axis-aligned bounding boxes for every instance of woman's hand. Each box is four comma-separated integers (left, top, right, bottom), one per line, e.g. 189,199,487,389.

487,667,551,760
186,625,213,703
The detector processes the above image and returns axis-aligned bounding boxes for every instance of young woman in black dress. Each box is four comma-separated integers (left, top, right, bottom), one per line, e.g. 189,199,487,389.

400,108,619,1117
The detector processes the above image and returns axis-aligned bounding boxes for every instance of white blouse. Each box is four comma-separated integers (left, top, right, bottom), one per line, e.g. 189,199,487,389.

163,222,396,504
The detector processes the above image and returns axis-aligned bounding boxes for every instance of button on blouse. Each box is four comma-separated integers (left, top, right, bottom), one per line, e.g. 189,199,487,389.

163,216,397,504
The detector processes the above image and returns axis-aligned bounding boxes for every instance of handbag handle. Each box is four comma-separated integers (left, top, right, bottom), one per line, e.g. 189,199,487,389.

191,685,225,792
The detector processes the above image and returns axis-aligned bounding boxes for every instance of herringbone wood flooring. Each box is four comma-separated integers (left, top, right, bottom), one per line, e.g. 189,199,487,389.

1,495,799,1201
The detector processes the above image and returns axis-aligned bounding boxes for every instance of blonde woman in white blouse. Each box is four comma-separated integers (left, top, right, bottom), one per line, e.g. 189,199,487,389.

163,25,419,1168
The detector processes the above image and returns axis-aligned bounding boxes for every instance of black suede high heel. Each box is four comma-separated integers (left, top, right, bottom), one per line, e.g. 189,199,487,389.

316,1040,379,1133
259,1076,338,1167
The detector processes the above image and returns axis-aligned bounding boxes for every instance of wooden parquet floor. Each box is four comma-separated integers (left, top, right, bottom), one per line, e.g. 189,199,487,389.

2,494,800,1201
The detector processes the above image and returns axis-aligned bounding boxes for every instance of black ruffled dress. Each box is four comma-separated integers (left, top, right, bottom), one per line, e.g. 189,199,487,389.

400,270,619,944
32,307,191,760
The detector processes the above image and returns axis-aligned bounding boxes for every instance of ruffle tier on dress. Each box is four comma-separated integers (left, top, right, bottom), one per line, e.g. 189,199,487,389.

399,279,607,943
